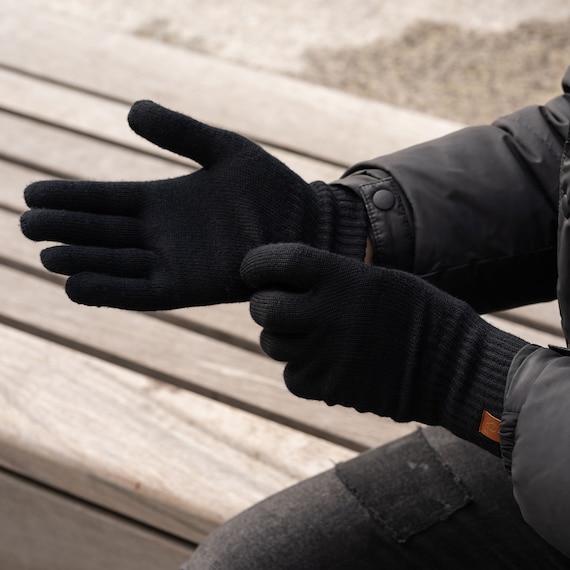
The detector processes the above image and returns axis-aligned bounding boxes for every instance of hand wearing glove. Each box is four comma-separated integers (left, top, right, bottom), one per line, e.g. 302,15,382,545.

240,243,527,453
20,101,367,310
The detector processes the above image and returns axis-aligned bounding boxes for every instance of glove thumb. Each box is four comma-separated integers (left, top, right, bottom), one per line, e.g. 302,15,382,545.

240,243,338,291
128,100,246,168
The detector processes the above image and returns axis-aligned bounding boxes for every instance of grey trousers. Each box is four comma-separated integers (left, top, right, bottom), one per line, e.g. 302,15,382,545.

182,427,570,569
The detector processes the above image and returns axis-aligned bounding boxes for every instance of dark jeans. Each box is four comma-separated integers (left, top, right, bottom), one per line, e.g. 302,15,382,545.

182,427,570,569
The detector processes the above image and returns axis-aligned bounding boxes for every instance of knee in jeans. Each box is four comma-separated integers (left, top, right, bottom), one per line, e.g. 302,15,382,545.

180,525,254,570
180,505,291,570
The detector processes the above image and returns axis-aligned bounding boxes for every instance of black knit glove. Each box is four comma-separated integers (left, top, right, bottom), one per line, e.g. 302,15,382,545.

20,101,366,310
241,243,527,452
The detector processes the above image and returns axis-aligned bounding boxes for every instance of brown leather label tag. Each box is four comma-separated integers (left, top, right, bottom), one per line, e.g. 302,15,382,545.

479,410,501,443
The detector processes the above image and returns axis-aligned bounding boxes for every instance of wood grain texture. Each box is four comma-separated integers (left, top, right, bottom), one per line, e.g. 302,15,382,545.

0,110,188,182
0,67,344,183
0,322,357,543
0,469,194,570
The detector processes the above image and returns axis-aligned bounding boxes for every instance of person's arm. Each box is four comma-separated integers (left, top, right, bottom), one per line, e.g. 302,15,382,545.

500,346,570,558
333,67,570,313
496,133,570,558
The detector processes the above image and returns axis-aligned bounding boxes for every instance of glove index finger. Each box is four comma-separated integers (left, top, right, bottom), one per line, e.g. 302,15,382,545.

128,100,247,168
240,243,330,291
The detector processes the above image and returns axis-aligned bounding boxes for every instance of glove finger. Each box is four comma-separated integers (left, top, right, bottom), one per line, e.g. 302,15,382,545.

24,180,140,215
250,289,314,333
283,361,324,401
240,243,334,291
21,209,143,248
259,330,306,362
41,245,154,278
65,273,163,310
128,100,248,168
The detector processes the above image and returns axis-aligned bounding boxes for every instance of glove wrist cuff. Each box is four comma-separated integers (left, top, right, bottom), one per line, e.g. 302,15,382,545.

422,312,527,454
310,181,368,261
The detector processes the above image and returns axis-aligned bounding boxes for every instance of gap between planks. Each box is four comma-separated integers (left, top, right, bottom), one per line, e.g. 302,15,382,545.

0,466,195,570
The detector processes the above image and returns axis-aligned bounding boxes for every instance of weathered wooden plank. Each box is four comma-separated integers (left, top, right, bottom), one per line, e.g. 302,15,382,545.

483,314,565,347
0,158,40,211
0,322,357,543
0,66,175,158
493,301,563,338
0,110,188,181
0,67,344,183
0,469,194,570
0,6,463,167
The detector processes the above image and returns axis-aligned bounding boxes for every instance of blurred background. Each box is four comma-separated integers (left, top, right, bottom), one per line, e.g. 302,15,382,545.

13,0,570,124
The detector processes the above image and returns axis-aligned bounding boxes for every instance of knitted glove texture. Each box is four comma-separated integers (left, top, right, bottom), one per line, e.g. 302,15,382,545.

20,101,366,310
241,243,527,452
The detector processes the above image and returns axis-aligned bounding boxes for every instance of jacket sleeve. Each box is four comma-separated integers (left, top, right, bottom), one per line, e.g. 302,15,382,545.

500,344,570,558
332,68,570,313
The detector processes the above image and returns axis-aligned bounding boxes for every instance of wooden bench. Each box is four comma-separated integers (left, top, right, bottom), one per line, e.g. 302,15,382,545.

0,7,565,569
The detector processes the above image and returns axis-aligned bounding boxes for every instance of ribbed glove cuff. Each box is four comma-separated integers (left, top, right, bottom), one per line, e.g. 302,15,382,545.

310,181,368,261
421,309,527,454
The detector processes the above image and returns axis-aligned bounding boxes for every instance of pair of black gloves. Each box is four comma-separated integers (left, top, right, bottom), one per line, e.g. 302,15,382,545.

21,101,526,452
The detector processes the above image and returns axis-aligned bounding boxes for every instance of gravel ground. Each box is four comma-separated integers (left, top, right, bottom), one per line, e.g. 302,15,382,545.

11,0,570,124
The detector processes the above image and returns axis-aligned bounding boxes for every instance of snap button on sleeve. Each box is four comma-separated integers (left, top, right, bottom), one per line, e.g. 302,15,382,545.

372,189,396,210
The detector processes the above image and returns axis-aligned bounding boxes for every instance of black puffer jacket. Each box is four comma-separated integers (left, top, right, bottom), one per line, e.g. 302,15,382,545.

334,67,570,557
